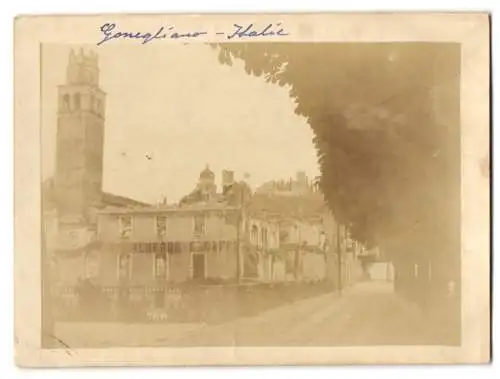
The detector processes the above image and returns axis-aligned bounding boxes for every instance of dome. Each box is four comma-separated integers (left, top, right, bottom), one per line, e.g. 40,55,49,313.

200,164,214,180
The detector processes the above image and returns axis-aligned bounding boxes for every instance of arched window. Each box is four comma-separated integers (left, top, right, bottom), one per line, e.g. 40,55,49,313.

62,94,70,111
96,99,102,115
74,93,81,110
89,94,95,112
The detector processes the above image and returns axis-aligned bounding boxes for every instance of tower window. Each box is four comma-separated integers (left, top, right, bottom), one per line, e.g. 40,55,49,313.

96,99,102,116
89,94,95,112
74,93,81,110
62,94,70,111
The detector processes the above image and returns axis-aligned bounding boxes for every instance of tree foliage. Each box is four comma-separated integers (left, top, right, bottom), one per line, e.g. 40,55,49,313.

211,43,460,263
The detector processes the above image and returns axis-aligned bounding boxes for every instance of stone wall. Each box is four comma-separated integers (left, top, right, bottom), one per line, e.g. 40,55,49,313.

52,281,336,324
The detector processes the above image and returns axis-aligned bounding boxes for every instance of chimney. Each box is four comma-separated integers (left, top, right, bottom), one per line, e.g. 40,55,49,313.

222,170,235,193
296,171,307,186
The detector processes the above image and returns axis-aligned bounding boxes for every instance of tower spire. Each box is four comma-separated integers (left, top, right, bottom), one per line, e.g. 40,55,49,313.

66,46,100,85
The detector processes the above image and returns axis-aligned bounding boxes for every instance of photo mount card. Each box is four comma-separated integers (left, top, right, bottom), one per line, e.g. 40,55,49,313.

13,13,490,367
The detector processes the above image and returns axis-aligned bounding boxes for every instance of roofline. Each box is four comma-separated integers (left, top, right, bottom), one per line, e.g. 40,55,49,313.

101,192,150,206
97,205,241,215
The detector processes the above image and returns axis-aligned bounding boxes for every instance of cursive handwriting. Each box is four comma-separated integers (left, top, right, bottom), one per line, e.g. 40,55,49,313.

96,22,290,46
226,23,289,40
97,23,208,46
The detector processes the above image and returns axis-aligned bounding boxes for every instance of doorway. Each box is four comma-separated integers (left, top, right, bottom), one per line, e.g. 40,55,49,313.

192,253,206,280
154,290,165,309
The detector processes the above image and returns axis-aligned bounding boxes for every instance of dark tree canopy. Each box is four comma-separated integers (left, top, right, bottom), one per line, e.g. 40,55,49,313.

212,43,460,265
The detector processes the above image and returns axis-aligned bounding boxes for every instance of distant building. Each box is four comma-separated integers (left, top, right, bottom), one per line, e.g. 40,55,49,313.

246,188,332,283
222,169,235,193
180,167,252,208
275,216,327,282
197,165,217,200
255,171,318,196
246,186,362,287
244,214,281,281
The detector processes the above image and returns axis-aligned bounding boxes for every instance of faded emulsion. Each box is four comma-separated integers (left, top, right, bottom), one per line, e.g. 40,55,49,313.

40,42,462,351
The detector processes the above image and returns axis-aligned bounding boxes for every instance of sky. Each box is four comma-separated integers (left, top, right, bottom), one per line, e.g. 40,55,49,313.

41,43,320,204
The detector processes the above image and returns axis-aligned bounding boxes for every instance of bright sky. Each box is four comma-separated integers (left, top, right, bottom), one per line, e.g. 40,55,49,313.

41,44,320,204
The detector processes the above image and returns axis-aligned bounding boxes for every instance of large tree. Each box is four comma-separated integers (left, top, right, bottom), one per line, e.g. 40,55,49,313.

212,43,461,297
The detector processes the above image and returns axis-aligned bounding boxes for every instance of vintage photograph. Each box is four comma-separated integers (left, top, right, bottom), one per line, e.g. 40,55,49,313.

40,41,463,349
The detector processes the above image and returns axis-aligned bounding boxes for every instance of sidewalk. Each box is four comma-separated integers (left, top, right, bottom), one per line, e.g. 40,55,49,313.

167,280,457,346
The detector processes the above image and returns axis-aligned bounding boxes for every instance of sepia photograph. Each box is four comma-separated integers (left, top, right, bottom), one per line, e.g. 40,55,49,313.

40,42,463,349
14,13,490,366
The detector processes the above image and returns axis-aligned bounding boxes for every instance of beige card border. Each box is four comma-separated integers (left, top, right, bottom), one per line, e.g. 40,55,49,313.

14,13,490,366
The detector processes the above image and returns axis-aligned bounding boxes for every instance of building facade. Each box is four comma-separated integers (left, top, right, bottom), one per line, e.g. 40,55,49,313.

96,204,242,284
245,190,333,284
50,203,244,310
243,214,282,281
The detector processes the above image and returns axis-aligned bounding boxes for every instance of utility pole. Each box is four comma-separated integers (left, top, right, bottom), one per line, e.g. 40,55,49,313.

235,183,244,283
337,222,342,296
236,206,241,283
296,222,301,282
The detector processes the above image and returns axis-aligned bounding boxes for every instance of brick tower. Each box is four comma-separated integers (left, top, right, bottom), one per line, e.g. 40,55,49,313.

54,48,106,222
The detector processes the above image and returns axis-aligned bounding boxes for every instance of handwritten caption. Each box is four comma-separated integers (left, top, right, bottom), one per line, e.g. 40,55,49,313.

96,23,290,46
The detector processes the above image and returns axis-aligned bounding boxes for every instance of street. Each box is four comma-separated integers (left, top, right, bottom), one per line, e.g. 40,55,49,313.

55,280,456,348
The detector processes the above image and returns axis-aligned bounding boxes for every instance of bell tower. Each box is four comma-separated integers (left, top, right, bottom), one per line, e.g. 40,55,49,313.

55,48,106,220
